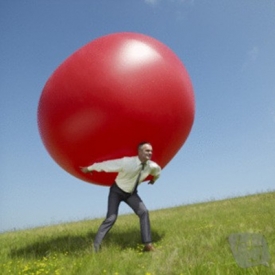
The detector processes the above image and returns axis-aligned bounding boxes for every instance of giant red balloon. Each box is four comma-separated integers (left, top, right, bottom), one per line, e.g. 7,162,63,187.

38,32,195,186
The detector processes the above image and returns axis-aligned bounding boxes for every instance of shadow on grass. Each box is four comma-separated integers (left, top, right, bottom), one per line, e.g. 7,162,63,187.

104,229,164,250
9,229,163,259
9,232,95,259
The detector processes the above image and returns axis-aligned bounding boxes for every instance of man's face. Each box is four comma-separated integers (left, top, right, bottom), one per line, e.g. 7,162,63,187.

138,143,153,163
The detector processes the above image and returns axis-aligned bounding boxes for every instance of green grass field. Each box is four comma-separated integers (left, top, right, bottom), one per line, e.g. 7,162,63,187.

1,191,274,275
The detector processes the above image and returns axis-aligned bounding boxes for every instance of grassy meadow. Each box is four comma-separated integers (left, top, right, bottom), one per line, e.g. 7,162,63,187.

0,191,274,275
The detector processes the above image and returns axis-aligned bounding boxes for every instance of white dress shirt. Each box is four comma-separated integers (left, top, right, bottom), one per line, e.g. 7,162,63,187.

87,156,161,193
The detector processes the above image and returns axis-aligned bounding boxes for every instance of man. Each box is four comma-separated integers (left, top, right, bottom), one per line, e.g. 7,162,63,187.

80,142,161,252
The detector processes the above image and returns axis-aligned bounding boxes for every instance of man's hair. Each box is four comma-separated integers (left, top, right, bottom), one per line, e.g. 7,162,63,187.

137,141,151,150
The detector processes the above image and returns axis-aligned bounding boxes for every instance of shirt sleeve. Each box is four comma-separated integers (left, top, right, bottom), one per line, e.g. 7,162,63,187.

87,158,124,173
150,162,162,182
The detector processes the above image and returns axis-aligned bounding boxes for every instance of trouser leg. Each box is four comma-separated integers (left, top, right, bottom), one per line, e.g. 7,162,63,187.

94,184,122,246
126,193,152,244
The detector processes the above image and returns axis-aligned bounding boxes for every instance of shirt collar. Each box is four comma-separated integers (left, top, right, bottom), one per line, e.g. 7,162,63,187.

136,156,148,167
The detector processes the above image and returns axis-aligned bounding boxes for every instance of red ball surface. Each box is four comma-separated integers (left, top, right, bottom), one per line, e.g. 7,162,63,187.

37,32,195,186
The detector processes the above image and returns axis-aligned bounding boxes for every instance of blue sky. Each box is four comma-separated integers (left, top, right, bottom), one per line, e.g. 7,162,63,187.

1,0,275,233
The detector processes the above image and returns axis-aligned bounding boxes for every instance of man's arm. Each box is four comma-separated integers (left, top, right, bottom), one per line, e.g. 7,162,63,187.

148,163,161,184
80,158,124,174
80,166,90,174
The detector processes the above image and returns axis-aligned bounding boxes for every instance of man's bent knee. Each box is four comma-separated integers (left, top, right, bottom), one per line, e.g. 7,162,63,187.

136,203,149,217
105,214,117,225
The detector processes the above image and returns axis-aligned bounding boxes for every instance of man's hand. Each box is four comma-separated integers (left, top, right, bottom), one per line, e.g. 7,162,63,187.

80,166,91,174
148,180,155,185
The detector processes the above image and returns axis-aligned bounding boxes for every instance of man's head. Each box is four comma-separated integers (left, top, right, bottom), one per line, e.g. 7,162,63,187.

137,142,153,163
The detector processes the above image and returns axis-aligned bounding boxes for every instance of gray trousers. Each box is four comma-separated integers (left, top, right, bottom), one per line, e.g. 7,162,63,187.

94,183,152,246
